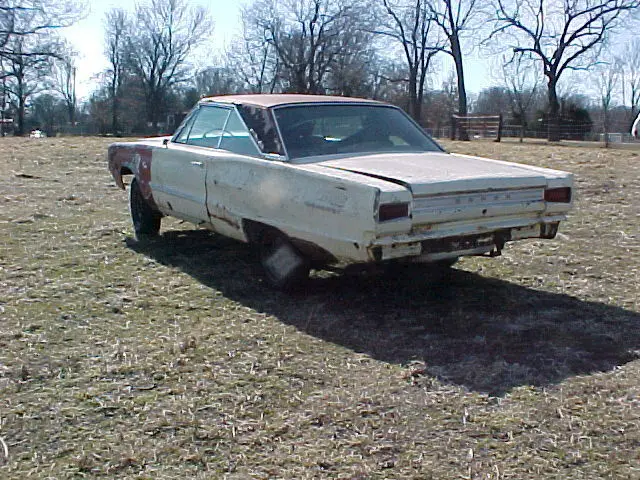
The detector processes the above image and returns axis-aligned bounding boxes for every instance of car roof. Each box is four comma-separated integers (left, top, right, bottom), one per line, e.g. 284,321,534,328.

199,94,385,108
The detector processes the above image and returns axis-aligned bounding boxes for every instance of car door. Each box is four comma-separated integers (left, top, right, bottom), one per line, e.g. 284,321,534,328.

204,107,265,239
151,105,231,223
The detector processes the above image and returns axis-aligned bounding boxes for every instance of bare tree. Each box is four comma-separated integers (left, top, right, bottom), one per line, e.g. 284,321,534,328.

422,69,458,134
103,8,129,134
356,58,413,102
126,0,213,130
499,55,541,141
373,0,443,124
618,37,640,123
249,0,357,94
593,61,622,146
326,29,380,98
1,1,84,134
227,6,280,93
193,66,243,96
3,35,54,134
474,86,511,114
429,0,479,137
50,47,76,124
30,92,64,134
1,0,83,56
490,0,640,141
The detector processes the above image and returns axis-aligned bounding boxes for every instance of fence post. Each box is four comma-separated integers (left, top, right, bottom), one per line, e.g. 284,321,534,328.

495,114,503,143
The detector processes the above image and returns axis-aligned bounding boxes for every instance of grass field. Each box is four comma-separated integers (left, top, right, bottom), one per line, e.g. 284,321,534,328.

1,137,639,479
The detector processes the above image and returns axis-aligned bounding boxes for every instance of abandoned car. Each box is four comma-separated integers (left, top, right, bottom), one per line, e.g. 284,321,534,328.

108,94,573,289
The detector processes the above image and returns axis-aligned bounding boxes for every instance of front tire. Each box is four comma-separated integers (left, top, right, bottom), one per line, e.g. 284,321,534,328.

260,232,310,291
129,178,161,241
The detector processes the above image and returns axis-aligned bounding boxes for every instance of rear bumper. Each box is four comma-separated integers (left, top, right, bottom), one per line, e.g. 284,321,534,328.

368,215,566,262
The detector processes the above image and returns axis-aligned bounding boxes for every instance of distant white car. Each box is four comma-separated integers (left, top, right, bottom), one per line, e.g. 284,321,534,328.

29,129,45,138
109,94,574,290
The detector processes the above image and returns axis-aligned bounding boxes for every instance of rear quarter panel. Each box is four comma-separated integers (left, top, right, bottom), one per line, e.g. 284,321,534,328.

207,156,409,262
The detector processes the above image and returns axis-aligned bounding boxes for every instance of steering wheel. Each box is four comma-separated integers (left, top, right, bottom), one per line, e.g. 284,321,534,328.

202,128,228,138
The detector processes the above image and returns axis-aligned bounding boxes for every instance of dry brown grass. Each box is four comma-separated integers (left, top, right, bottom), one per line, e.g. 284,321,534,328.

1,136,639,479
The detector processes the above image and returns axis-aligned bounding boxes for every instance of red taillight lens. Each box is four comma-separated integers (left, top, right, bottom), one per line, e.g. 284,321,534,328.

378,202,409,222
544,187,571,203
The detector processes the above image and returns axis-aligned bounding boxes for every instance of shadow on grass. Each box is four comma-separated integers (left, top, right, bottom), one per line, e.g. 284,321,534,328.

128,229,640,396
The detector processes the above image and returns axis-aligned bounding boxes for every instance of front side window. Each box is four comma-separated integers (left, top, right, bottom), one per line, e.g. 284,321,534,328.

176,106,230,148
273,104,443,160
219,109,261,156
173,110,197,142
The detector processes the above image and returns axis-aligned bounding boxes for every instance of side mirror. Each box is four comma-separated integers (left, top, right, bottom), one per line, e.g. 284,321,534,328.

162,138,169,147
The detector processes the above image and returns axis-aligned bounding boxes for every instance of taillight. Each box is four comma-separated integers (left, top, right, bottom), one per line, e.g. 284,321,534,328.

544,187,571,203
378,202,409,222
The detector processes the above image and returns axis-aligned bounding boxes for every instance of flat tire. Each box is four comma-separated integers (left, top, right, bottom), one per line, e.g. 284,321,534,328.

129,178,161,240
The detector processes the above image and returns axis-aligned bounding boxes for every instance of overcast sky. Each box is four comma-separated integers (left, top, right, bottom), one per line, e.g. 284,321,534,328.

62,0,493,101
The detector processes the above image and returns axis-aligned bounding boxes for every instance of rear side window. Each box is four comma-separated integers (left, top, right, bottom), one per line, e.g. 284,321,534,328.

237,104,285,155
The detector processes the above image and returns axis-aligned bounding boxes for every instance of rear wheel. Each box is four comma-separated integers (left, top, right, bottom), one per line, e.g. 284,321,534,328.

260,232,310,291
433,257,459,269
129,178,161,240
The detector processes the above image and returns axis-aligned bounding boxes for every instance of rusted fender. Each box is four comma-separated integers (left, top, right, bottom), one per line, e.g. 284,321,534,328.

108,143,155,204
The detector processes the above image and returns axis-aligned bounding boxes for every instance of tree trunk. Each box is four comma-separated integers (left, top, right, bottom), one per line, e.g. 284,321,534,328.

67,103,75,126
147,89,161,133
408,71,420,124
547,78,560,142
111,95,119,135
414,93,423,126
451,34,468,140
417,63,429,127
603,109,609,148
17,96,26,136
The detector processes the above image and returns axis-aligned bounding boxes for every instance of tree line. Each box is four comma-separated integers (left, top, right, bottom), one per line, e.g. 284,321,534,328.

1,0,639,141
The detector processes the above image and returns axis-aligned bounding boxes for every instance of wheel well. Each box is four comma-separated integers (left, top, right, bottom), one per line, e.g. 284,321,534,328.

121,166,133,177
243,219,279,245
242,219,337,267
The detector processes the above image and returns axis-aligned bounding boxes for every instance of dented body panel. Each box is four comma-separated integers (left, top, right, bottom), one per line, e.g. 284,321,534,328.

108,94,573,269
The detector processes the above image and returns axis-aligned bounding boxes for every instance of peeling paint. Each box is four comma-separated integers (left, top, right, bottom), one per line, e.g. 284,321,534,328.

108,143,156,207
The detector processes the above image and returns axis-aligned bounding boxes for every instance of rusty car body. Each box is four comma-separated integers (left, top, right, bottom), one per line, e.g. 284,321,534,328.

108,94,573,289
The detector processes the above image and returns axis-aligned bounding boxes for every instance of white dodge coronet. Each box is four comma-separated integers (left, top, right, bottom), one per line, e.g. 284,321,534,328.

108,94,573,289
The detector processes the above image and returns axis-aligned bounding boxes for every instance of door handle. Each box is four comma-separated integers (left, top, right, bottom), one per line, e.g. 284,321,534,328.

190,161,204,168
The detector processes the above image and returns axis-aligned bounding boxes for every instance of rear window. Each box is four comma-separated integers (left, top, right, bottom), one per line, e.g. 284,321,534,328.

272,104,442,159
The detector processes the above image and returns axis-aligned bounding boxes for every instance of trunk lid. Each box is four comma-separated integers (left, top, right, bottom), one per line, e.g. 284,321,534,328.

315,151,547,195
314,151,548,224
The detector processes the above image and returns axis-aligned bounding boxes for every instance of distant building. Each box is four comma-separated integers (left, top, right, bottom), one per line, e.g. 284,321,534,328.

0,116,14,136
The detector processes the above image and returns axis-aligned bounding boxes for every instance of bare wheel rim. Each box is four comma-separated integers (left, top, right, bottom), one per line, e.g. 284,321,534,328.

260,234,309,289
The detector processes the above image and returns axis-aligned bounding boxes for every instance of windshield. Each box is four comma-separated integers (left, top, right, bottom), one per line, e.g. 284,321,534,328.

272,104,442,160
